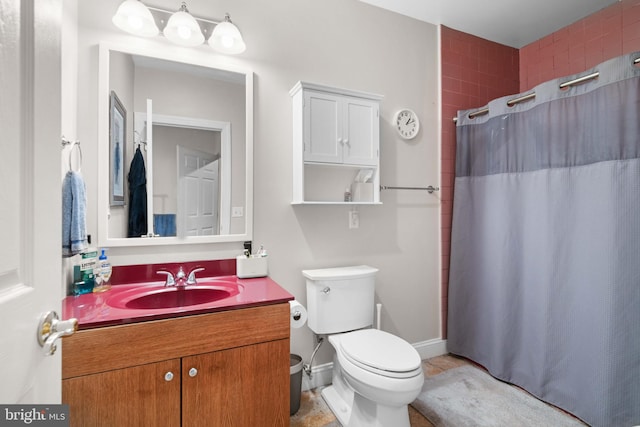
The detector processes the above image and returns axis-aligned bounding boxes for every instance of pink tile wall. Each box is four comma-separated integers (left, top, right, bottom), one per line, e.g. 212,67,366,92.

440,0,640,339
440,26,519,338
520,0,640,91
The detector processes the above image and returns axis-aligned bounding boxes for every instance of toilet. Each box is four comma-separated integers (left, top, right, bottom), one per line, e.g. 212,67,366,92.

303,265,424,427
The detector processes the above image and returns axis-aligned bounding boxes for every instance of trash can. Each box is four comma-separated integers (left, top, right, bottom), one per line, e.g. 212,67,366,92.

290,354,303,415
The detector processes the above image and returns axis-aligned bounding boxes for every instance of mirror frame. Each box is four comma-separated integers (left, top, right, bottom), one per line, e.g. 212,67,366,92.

97,41,254,247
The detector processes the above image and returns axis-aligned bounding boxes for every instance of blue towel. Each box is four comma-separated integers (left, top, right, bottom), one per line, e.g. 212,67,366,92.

154,214,176,236
62,171,88,257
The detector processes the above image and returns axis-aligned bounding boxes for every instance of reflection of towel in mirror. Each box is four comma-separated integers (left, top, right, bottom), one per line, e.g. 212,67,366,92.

154,214,176,236
62,170,88,257
128,147,147,237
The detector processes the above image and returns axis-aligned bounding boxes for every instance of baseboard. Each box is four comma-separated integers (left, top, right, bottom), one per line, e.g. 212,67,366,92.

301,362,333,391
413,338,448,360
300,339,448,391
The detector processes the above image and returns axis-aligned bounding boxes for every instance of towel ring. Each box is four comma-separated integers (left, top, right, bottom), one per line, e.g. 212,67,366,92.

69,141,82,172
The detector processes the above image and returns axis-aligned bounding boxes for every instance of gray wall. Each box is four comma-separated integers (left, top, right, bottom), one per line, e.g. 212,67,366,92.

72,0,441,368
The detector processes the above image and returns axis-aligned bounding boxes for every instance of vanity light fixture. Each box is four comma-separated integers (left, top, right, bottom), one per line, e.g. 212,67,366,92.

112,0,247,54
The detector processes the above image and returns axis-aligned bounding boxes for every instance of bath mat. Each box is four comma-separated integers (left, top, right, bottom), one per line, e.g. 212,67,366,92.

411,365,587,427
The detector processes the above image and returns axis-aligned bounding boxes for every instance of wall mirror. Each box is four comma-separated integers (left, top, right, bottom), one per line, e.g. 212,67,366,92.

97,42,253,247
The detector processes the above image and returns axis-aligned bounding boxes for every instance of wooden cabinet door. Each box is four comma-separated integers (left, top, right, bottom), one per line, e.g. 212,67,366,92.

62,359,181,427
303,91,343,163
182,339,289,427
342,97,379,166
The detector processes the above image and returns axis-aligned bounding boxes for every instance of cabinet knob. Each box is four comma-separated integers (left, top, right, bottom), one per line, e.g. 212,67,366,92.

344,138,350,145
189,367,198,377
164,372,174,381
338,138,344,144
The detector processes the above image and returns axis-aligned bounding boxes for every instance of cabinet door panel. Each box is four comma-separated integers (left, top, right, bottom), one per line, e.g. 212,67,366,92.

343,99,379,166
182,339,289,427
304,91,342,163
62,359,181,427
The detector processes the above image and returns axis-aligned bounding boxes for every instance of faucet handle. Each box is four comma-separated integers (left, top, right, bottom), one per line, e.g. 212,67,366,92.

157,271,175,287
186,267,205,285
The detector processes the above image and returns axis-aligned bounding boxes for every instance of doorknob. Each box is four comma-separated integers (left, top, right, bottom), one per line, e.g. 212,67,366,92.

37,311,78,356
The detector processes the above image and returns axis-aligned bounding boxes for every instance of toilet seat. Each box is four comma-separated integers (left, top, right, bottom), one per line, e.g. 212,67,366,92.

338,329,422,379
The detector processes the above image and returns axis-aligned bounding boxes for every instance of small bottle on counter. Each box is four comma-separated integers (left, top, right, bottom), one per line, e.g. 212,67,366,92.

93,248,112,292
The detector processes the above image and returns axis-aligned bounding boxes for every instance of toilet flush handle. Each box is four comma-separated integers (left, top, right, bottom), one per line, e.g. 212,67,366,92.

322,286,331,294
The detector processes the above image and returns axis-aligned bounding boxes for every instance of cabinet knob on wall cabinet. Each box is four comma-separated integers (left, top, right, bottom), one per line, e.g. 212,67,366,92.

189,368,198,377
164,372,174,381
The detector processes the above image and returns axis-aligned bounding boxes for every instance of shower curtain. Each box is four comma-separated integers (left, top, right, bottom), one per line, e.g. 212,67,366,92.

447,53,640,427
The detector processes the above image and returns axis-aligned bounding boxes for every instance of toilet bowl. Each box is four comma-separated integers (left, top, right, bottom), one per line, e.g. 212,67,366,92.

303,266,425,427
322,329,424,427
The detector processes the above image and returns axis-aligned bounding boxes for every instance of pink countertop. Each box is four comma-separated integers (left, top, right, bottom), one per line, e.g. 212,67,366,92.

63,275,294,330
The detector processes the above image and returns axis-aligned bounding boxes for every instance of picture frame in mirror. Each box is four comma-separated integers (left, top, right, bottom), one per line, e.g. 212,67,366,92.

109,90,126,206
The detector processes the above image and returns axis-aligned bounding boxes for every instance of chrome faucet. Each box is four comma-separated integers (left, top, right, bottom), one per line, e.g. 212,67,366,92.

157,270,176,287
157,266,205,287
175,266,187,283
186,267,205,285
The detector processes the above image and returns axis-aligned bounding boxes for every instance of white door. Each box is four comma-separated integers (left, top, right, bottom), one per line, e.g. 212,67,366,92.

0,0,67,404
178,146,220,236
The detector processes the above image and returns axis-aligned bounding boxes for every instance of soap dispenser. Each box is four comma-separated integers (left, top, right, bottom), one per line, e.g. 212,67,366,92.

93,248,112,292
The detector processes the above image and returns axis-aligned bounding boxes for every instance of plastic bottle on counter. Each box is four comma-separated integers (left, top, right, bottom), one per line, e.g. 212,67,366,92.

93,248,112,292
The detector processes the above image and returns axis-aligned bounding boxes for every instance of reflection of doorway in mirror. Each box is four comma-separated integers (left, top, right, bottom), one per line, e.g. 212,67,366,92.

177,146,220,236
136,113,232,239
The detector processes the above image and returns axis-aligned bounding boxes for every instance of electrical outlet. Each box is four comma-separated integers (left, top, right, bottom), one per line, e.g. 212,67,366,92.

348,209,359,229
232,207,244,218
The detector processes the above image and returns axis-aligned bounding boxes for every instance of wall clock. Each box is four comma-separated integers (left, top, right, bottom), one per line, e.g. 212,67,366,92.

394,109,419,139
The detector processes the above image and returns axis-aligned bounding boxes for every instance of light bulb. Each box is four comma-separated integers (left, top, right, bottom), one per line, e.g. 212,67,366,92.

221,35,234,48
127,15,143,30
177,25,192,40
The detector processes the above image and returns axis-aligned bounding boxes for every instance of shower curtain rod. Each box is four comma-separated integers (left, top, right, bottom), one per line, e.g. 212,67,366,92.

452,56,640,123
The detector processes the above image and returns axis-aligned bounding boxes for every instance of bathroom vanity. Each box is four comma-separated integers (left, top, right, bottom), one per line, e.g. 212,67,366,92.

61,266,292,427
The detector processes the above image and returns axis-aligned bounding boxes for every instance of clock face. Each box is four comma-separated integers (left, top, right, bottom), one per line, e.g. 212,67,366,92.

395,109,419,139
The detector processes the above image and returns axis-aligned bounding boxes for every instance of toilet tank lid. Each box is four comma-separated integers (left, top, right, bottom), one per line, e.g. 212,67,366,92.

302,265,378,281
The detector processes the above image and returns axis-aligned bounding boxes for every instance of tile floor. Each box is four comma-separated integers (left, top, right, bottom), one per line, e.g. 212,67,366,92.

290,354,471,427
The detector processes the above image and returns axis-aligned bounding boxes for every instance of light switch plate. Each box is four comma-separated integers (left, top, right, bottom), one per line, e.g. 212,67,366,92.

348,209,359,229
232,207,244,218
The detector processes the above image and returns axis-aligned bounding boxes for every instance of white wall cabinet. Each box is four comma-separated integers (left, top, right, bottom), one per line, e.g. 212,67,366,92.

291,81,383,204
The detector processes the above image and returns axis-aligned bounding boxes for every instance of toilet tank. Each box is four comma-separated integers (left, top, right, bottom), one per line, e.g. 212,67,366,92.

303,265,378,335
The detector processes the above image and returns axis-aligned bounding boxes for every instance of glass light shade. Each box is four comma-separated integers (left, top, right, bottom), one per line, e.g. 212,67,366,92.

112,0,159,37
209,17,246,54
163,7,205,47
